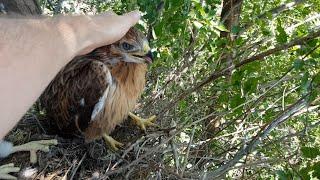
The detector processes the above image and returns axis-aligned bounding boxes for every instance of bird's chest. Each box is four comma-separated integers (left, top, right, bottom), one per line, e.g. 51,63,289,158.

100,63,147,131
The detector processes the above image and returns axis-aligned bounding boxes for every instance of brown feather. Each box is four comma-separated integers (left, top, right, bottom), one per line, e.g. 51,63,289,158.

40,28,149,141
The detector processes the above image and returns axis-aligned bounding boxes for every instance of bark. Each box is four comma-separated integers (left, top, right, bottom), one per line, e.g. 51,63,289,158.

0,0,41,15
204,0,244,134
220,0,243,40
219,0,243,78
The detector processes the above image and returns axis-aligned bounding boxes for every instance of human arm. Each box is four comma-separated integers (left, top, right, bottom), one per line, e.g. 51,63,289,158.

0,11,140,139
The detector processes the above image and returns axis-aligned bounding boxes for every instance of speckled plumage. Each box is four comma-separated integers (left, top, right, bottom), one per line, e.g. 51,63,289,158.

40,28,150,141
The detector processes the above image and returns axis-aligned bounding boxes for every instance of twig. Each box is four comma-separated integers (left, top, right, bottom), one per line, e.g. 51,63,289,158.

201,96,308,179
158,29,320,117
101,125,192,178
69,152,87,180
112,136,145,169
181,125,196,176
240,0,305,35
170,140,180,174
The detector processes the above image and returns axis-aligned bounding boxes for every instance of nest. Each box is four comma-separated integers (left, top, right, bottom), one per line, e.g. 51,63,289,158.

1,107,184,180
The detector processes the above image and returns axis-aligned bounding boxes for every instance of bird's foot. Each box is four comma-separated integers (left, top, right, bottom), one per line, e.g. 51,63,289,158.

0,163,20,180
102,134,123,151
12,139,58,164
129,112,158,132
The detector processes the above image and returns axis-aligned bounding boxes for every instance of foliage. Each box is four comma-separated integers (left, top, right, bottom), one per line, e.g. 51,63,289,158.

40,0,320,179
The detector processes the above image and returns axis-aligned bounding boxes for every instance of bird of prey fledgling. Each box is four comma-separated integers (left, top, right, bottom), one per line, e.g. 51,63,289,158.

40,27,156,149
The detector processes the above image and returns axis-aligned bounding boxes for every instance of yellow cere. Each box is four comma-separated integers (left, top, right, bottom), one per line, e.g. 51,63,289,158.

143,40,150,54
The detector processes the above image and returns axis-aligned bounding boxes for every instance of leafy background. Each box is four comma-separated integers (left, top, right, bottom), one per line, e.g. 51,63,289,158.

4,0,320,179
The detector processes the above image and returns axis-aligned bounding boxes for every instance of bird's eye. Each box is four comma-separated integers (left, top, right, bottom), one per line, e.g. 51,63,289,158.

122,42,134,51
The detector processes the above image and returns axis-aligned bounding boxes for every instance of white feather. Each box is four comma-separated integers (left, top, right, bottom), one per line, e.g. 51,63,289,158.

0,140,13,158
90,63,115,121
21,167,38,179
80,98,85,107
91,86,109,121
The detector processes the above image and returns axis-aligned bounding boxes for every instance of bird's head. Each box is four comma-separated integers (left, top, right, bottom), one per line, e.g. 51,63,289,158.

106,27,153,64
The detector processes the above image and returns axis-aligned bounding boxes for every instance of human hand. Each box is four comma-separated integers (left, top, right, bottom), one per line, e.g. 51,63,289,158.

53,10,141,56
0,11,140,139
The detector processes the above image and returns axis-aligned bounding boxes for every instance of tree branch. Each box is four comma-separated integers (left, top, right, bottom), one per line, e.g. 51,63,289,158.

201,96,308,179
158,29,320,117
240,0,305,35
237,29,320,67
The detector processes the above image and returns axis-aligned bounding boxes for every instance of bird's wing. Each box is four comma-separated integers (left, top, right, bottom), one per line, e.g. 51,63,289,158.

41,57,115,133
88,61,116,122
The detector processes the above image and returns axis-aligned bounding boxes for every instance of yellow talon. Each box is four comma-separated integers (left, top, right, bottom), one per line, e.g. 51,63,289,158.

128,112,158,132
103,134,123,151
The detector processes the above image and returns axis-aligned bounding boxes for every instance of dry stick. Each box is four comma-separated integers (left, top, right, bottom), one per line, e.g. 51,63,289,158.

101,134,176,177
264,118,320,148
69,152,87,180
201,96,308,179
170,139,180,173
101,124,199,178
181,125,196,176
158,29,320,118
111,137,145,169
230,153,297,170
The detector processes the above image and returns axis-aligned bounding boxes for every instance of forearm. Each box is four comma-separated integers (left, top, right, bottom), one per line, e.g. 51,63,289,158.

0,16,81,138
0,11,140,139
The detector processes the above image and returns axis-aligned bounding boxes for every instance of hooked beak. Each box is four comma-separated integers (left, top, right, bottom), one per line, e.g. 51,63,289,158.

143,51,154,64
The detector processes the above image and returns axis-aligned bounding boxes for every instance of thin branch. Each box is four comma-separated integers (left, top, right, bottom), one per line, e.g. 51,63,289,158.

170,139,180,174
237,30,320,67
181,125,196,176
158,29,320,117
201,96,308,179
240,0,305,35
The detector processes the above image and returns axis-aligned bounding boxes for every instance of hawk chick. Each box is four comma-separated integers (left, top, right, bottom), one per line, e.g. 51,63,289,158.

40,28,156,149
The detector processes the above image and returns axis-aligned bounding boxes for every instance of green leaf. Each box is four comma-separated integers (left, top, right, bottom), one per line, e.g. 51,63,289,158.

309,91,318,102
243,78,258,94
293,59,304,70
214,23,229,32
313,73,320,85
231,25,241,34
179,100,188,110
276,21,288,44
301,72,310,94
299,166,311,179
194,3,206,17
301,147,320,158
230,94,245,109
217,93,229,103
313,162,320,178
276,170,290,180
